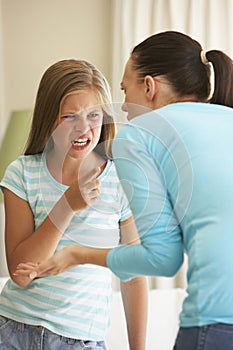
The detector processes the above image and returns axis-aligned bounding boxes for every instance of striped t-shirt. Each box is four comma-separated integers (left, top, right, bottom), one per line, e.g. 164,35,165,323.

0,154,131,340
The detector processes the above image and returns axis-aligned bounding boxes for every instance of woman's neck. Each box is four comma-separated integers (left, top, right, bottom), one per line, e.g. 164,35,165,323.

151,76,198,110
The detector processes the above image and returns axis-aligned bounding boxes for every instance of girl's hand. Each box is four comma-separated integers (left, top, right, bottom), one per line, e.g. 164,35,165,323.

14,245,80,280
65,167,101,211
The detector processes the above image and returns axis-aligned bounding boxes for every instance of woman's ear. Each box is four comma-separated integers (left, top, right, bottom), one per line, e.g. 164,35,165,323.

144,75,158,101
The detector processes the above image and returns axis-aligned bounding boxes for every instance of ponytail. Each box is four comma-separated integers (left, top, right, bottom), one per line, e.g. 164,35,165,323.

132,31,233,108
206,50,233,108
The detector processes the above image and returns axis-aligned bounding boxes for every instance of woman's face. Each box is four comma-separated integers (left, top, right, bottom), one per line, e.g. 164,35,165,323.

120,58,151,120
52,90,103,159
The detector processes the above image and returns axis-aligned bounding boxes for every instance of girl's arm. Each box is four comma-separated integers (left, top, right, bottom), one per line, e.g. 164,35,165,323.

6,168,100,287
119,217,148,350
5,188,71,287
120,278,148,350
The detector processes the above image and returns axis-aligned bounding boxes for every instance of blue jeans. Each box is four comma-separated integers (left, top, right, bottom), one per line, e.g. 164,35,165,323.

0,316,106,349
174,324,233,350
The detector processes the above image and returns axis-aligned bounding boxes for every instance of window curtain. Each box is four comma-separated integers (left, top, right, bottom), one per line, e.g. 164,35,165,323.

110,0,233,103
110,0,233,289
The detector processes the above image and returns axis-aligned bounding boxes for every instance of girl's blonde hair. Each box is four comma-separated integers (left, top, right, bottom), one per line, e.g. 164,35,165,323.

25,59,115,159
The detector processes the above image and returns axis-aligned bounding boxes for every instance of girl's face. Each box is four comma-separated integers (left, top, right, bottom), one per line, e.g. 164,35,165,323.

53,90,103,159
120,58,151,120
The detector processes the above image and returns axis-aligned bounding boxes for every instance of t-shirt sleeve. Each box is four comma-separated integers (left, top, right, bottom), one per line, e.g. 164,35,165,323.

117,180,132,222
0,158,27,201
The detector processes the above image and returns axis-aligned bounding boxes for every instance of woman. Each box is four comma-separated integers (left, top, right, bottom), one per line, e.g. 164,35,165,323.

15,31,233,349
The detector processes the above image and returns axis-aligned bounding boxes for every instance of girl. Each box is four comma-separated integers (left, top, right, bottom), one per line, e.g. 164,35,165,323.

0,59,148,350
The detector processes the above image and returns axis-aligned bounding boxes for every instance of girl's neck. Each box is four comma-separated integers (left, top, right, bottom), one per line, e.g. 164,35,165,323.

46,149,106,186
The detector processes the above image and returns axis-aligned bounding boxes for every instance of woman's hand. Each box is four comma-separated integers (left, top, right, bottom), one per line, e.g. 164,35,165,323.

14,245,81,280
65,167,101,211
14,244,109,283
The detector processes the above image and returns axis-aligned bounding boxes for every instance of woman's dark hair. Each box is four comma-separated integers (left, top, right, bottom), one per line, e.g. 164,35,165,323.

25,59,115,158
131,31,233,108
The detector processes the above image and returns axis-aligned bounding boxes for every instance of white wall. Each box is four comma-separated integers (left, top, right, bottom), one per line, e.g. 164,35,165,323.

0,0,112,144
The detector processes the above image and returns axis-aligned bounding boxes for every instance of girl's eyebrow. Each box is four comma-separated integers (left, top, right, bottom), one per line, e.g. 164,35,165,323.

86,106,103,114
60,111,78,116
61,106,102,115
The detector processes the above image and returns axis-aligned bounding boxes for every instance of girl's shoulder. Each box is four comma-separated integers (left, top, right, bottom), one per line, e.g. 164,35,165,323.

5,154,43,178
0,154,44,199
11,154,43,167
99,159,118,179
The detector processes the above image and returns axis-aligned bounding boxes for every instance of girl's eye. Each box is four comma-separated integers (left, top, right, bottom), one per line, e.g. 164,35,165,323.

88,113,101,119
61,115,77,120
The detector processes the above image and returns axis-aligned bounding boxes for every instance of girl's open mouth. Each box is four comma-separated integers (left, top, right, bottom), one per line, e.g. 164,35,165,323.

71,138,91,150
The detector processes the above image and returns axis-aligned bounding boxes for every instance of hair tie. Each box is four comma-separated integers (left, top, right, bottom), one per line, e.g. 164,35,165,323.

200,50,209,65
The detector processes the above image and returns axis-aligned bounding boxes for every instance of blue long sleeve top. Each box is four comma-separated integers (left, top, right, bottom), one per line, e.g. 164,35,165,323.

107,102,233,327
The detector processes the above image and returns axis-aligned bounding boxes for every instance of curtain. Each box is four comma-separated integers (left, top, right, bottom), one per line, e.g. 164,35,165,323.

110,0,233,290
110,0,233,103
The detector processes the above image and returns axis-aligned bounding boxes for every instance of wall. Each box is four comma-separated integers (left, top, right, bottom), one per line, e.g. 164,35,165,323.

0,2,4,141
0,0,112,144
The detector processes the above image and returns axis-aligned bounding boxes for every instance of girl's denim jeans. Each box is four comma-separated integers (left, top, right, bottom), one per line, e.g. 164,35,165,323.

174,323,233,350
0,315,106,350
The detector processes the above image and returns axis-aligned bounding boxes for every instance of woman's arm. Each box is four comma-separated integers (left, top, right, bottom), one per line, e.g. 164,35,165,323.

107,123,184,280
14,244,109,279
14,244,109,278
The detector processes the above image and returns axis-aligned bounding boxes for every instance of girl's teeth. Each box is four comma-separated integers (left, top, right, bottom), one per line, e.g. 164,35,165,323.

72,138,88,145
